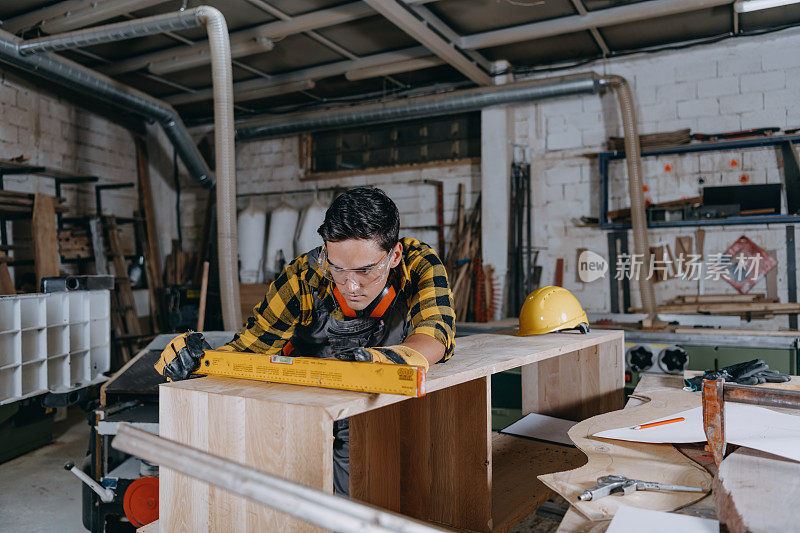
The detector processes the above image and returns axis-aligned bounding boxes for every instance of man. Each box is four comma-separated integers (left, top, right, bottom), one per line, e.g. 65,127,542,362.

156,186,456,495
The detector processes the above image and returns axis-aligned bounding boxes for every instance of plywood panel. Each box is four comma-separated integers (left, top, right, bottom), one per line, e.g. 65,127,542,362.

160,386,210,532
492,434,585,533
159,383,333,532
208,395,246,533
351,377,492,532
522,337,624,421
429,377,491,530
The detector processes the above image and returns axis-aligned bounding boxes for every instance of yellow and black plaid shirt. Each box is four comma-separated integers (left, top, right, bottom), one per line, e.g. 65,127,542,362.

223,237,456,361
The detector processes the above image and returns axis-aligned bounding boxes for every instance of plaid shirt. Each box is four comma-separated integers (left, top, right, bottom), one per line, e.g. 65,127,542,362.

222,237,456,361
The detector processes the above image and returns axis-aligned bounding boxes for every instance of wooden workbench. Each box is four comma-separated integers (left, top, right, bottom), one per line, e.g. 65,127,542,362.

158,329,624,532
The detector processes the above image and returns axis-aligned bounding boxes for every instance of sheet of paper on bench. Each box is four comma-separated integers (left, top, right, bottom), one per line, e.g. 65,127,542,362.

500,412,575,446
593,403,800,463
606,506,718,533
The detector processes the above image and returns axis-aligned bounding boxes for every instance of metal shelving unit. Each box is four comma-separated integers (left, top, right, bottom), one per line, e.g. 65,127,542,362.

597,133,800,229
597,134,800,323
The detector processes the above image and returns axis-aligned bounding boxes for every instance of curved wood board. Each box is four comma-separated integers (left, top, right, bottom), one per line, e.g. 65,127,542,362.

538,389,712,521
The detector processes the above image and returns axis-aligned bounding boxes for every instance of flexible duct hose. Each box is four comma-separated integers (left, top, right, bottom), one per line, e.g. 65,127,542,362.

197,6,241,330
0,6,241,330
603,75,657,321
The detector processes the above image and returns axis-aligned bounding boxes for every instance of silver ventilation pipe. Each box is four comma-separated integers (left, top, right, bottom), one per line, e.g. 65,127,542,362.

236,74,603,140
0,6,242,330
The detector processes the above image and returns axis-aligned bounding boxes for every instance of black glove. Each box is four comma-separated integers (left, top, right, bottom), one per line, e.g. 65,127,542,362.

154,332,211,382
684,358,790,390
333,345,430,370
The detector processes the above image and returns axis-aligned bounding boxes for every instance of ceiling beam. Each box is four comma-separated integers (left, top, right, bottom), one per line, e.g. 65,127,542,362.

165,46,431,105
362,0,491,85
408,3,493,72
101,1,373,75
568,0,611,57
460,0,735,50
164,0,735,105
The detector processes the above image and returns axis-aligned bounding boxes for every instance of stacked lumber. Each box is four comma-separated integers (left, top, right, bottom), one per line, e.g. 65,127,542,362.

444,192,482,322
607,128,691,151
164,239,195,286
58,227,92,259
0,190,67,216
634,293,798,319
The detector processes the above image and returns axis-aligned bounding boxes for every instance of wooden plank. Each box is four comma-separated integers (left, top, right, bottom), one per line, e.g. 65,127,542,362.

135,138,163,294
714,447,800,533
32,193,59,287
538,389,713,522
491,434,585,533
522,338,624,422
159,383,332,532
135,217,161,333
766,249,779,302
0,252,14,294
351,377,492,532
671,293,765,304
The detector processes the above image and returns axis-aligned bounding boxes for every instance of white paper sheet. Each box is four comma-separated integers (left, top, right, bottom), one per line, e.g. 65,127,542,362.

593,403,800,463
500,412,575,446
606,506,718,533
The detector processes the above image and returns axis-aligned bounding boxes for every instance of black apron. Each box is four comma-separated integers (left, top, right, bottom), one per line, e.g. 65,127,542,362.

289,248,410,495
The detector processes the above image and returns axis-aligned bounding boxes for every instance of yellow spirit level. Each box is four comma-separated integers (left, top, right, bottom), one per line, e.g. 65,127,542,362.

195,350,427,397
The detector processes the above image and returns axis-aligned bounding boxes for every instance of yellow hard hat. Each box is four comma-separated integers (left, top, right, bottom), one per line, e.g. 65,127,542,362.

518,286,590,336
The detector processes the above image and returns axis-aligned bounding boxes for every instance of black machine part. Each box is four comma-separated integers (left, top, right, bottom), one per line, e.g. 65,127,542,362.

626,345,653,372
658,346,689,374
40,275,114,293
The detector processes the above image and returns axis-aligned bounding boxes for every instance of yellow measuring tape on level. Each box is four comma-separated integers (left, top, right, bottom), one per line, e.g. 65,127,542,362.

196,350,427,397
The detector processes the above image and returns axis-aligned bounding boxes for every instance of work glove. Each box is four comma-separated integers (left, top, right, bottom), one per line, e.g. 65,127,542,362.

684,358,790,390
154,332,211,382
333,345,429,371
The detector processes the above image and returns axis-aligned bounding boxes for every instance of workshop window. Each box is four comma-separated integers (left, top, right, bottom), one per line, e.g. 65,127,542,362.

302,113,480,178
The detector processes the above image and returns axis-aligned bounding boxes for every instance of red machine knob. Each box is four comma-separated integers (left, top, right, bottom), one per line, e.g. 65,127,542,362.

123,476,158,527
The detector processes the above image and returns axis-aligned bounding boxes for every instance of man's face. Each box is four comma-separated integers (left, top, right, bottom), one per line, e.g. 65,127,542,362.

325,239,402,311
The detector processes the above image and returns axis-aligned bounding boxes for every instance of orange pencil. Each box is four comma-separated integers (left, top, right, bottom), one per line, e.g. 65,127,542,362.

631,416,685,430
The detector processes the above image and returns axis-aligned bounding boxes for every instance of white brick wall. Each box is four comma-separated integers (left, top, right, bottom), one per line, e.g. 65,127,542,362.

0,70,139,285
506,28,800,329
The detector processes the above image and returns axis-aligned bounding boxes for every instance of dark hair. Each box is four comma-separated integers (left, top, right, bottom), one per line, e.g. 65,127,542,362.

318,187,400,251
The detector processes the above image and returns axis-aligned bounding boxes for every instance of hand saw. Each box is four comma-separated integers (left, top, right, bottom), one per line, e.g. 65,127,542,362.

194,349,427,397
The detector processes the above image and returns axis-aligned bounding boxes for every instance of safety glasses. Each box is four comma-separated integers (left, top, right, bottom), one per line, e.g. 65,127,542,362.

317,245,393,287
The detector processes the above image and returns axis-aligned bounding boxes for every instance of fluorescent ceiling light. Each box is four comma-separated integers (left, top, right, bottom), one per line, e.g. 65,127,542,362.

734,0,800,12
